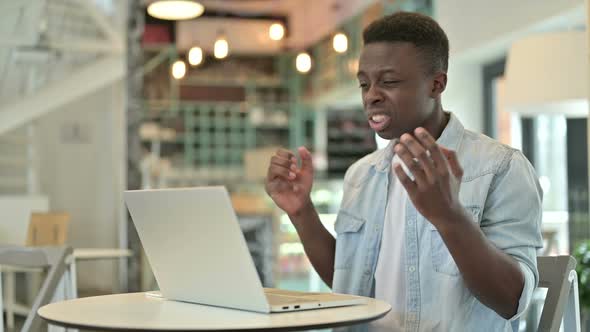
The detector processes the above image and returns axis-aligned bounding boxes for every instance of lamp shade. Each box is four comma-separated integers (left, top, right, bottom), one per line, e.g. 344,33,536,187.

504,31,588,118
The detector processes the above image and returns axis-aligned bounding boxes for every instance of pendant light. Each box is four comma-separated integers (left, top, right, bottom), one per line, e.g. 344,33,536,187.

214,33,229,59
333,32,348,53
147,0,204,20
504,31,588,118
188,46,203,66
296,52,311,73
171,60,186,79
269,22,285,41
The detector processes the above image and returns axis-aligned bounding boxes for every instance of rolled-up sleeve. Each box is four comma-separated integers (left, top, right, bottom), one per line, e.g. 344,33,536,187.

480,150,544,320
511,260,536,320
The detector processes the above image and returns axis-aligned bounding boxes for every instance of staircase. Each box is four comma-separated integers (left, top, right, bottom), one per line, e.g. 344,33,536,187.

0,0,125,195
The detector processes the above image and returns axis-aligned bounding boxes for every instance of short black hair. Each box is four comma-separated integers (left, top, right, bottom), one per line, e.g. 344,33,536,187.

363,12,449,74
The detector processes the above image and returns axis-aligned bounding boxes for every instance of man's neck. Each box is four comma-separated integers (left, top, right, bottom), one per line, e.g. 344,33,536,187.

422,107,449,140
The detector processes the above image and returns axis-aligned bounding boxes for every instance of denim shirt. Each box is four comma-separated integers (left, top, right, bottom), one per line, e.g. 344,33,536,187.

332,113,543,332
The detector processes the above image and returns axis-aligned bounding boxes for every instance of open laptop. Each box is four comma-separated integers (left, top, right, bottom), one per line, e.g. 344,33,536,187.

124,186,366,313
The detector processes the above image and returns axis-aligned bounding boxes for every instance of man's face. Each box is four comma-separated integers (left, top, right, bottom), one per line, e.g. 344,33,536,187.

357,42,437,140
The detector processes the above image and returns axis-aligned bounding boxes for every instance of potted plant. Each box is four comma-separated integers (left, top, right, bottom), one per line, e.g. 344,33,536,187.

572,240,590,330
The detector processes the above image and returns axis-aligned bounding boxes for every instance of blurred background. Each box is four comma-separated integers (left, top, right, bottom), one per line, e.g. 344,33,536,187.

0,0,589,331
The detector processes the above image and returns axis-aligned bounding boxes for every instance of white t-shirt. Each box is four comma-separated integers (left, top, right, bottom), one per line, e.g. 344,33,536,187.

370,154,409,331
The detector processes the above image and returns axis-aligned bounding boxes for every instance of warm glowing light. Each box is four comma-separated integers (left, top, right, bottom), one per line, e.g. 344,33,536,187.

269,23,285,41
214,38,229,59
188,46,203,66
171,60,186,79
295,52,311,73
333,33,348,53
147,1,204,20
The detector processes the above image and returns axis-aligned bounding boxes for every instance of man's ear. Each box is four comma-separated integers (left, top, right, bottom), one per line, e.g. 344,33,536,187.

430,72,447,98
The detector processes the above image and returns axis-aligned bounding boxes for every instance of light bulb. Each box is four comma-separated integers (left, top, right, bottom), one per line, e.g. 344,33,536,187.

147,1,204,20
188,46,203,66
171,60,186,79
333,33,348,53
214,38,229,59
296,52,312,73
269,23,285,41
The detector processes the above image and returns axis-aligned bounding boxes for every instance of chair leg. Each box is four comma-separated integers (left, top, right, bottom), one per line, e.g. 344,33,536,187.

563,271,581,332
27,270,43,306
0,270,5,332
4,272,14,330
67,258,77,299
61,258,79,332
48,276,67,332
21,247,70,332
65,262,79,332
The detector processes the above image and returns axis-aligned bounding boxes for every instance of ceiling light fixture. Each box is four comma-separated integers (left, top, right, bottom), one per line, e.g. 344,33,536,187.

296,52,311,73
171,60,187,79
147,0,204,21
188,46,203,66
333,32,348,53
269,22,285,41
214,35,229,59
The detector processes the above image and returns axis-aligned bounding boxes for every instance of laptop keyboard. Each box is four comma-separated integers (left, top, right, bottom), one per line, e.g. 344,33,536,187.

264,288,359,305
265,293,319,305
264,288,323,296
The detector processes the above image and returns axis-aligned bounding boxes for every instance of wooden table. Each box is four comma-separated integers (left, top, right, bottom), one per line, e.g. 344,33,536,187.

39,292,391,331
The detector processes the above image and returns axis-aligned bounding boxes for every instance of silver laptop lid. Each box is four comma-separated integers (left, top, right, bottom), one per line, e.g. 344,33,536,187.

124,186,270,313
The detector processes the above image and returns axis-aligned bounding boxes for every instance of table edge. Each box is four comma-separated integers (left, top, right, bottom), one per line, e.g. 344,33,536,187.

38,294,392,332
40,309,390,332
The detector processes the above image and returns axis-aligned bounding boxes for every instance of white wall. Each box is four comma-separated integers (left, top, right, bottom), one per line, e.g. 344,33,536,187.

437,0,584,60
35,80,126,292
0,196,48,245
434,0,585,134
443,60,483,132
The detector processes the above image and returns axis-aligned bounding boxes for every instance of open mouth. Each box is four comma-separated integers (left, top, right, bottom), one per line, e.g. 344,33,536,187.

368,114,392,132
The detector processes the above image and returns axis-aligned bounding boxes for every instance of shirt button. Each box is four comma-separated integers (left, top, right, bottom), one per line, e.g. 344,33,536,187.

409,266,416,272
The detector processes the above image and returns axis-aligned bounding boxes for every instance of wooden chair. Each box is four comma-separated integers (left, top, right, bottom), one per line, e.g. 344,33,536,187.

533,256,580,332
0,246,72,332
26,212,70,247
2,212,70,330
